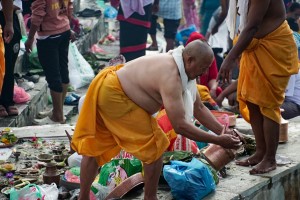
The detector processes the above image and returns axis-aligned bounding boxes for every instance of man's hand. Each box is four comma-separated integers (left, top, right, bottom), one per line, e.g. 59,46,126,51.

70,30,76,42
209,88,217,99
3,22,14,43
217,134,241,149
25,37,34,53
217,56,236,84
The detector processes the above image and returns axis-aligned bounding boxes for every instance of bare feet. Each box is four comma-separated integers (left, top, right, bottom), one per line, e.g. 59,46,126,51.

249,159,277,175
235,153,264,167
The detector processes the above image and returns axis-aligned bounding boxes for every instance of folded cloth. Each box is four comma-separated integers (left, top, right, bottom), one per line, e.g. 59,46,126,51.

238,21,299,124
71,65,170,166
196,84,219,110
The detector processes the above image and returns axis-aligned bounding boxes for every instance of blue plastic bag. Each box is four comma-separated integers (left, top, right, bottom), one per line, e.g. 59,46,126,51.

163,158,216,200
104,6,118,19
175,25,197,46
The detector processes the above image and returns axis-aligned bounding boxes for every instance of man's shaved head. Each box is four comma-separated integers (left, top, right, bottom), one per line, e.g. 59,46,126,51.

184,39,214,63
183,40,214,80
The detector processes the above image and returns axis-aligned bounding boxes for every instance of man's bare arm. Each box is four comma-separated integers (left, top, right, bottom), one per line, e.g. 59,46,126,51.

212,0,229,34
193,92,224,134
161,77,240,149
160,74,220,144
225,0,270,61
2,0,14,43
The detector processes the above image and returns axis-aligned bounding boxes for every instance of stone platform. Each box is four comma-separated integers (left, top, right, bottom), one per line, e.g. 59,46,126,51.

2,117,300,200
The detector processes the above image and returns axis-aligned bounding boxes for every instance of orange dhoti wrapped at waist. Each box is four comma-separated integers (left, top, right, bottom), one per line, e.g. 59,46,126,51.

238,21,299,123
71,65,170,165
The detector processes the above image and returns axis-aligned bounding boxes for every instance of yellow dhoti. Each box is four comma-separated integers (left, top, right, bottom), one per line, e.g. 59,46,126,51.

0,32,5,93
238,21,299,124
71,65,170,166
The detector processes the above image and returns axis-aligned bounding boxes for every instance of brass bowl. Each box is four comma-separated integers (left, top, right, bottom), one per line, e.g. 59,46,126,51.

37,154,53,163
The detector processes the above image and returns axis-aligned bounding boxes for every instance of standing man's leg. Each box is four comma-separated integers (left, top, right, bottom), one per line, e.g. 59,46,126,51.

58,31,71,114
236,101,265,166
163,19,180,52
35,35,65,124
148,14,159,50
250,115,278,174
78,156,99,200
143,156,163,200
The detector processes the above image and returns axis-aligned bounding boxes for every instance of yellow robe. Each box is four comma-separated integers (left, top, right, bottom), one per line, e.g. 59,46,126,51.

71,65,170,166
0,29,5,93
238,21,299,124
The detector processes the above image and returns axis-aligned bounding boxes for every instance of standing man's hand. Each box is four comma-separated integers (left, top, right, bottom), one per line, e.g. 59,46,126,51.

3,22,14,43
217,56,236,84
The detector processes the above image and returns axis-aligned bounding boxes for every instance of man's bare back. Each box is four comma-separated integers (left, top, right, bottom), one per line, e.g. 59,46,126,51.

251,0,286,38
116,54,181,115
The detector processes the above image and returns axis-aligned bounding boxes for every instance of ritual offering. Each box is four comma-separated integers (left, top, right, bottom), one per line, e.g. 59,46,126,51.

0,130,18,148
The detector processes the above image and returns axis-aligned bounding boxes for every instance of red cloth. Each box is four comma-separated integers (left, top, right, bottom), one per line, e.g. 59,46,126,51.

185,32,221,94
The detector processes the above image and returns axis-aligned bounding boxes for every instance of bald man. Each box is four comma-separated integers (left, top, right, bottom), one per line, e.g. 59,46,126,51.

72,40,241,200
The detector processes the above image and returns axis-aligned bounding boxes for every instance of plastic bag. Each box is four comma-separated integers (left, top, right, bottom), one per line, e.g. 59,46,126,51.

175,25,197,46
10,184,42,200
163,158,216,200
68,42,95,90
104,6,118,19
39,183,59,200
98,157,142,192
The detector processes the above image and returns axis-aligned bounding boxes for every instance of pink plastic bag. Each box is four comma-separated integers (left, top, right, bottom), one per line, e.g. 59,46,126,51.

13,86,31,104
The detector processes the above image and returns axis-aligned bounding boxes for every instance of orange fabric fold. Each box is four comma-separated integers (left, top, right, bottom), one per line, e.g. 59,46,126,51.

238,21,299,123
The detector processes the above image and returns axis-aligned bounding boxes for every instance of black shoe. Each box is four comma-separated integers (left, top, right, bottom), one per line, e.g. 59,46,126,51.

23,72,40,83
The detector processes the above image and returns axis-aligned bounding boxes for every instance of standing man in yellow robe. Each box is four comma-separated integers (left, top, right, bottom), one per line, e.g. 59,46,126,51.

0,0,14,93
218,0,299,174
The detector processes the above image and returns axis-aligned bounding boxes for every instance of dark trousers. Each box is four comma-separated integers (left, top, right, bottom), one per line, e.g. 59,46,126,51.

0,12,21,107
37,30,70,93
281,100,300,120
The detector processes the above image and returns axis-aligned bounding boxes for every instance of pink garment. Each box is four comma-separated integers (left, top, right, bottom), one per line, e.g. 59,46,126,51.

31,0,71,36
180,0,199,29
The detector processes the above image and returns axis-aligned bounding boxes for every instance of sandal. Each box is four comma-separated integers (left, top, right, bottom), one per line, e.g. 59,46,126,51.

0,105,8,117
64,95,79,106
7,106,18,116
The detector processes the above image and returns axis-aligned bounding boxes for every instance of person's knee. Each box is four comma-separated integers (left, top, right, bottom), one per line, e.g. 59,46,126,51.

48,81,63,93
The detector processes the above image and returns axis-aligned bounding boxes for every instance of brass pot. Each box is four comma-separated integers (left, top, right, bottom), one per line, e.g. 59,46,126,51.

203,144,235,171
279,119,288,143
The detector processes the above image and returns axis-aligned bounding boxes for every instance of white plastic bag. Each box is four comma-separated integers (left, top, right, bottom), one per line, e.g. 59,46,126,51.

68,42,95,90
39,183,59,200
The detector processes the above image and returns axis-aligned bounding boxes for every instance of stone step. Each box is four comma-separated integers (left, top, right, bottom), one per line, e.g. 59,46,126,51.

0,77,78,128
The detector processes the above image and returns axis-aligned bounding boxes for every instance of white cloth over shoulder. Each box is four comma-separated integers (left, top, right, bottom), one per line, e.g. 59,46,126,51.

171,46,197,122
226,0,248,39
